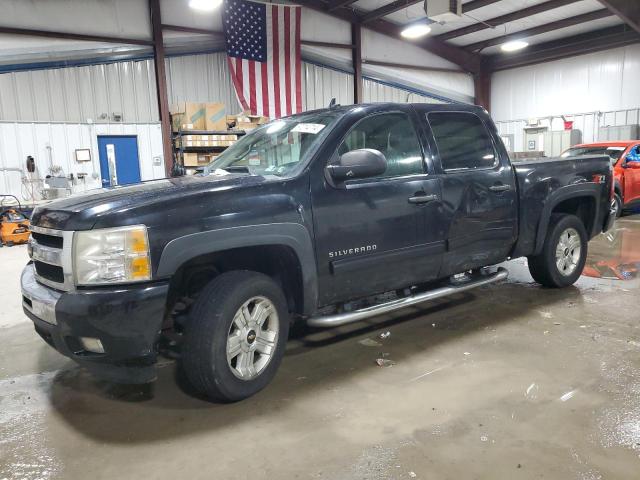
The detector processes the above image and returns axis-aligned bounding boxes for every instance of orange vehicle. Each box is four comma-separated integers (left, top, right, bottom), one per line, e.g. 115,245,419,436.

562,141,640,217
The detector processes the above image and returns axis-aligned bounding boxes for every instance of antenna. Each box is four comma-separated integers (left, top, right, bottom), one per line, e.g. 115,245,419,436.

328,98,338,109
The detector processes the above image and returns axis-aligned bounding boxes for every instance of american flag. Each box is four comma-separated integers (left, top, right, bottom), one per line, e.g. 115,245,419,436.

223,0,302,119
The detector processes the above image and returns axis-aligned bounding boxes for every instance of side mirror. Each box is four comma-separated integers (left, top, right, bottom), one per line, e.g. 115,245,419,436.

326,149,387,181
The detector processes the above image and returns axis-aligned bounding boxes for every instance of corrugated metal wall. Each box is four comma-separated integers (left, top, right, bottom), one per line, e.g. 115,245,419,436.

0,52,453,123
0,52,456,201
0,59,158,123
166,53,239,110
0,122,164,200
302,62,354,110
363,78,445,104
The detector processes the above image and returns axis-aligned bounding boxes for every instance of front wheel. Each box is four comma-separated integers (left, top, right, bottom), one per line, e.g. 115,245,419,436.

527,214,588,288
181,271,289,402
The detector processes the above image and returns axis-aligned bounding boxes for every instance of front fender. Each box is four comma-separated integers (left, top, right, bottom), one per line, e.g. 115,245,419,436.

156,223,318,315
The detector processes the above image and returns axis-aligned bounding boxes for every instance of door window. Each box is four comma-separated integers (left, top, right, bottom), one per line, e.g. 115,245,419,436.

338,113,424,178
427,112,497,171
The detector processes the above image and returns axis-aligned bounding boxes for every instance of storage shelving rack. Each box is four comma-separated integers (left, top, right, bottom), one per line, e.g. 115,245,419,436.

172,129,247,173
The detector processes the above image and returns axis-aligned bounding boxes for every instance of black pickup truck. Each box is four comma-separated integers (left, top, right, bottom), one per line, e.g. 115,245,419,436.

22,103,615,401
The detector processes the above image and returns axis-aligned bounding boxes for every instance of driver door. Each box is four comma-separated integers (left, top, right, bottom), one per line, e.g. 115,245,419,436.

311,110,445,306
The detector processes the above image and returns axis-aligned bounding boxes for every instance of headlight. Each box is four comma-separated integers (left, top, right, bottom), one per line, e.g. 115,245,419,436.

73,225,151,285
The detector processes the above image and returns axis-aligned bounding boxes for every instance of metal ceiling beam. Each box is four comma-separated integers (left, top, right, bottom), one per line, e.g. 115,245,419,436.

0,25,153,46
362,0,503,24
327,0,358,11
598,0,640,34
295,0,481,73
437,0,579,41
485,24,640,71
464,8,614,52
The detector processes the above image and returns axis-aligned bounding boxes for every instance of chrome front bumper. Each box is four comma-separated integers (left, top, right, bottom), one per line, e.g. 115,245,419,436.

21,263,60,325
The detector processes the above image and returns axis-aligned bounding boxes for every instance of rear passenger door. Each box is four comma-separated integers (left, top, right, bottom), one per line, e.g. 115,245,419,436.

425,110,517,275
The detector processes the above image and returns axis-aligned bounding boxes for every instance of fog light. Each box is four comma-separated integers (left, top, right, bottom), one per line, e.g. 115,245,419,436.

80,337,105,354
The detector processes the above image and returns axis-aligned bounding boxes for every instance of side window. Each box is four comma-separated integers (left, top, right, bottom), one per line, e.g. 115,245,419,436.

427,112,497,171
338,113,424,178
627,146,640,162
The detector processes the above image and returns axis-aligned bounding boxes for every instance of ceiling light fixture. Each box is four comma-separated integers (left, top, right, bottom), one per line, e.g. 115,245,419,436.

400,23,432,39
188,0,222,12
501,40,529,52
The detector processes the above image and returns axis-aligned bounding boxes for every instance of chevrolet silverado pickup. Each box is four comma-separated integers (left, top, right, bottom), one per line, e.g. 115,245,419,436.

22,103,616,401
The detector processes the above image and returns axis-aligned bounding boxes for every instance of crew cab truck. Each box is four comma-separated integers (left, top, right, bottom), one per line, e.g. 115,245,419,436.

561,141,640,218
22,103,616,402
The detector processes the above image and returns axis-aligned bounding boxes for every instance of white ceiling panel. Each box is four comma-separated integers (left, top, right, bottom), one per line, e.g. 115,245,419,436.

447,0,617,46
481,16,626,54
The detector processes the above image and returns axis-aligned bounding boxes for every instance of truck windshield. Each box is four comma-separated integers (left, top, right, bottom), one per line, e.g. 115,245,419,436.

561,146,626,165
208,111,340,177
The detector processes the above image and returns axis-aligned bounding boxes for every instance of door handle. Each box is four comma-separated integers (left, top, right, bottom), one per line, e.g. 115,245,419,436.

408,193,439,204
489,184,511,192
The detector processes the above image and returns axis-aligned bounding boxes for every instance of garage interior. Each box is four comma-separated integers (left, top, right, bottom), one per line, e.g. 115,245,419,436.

1,0,639,479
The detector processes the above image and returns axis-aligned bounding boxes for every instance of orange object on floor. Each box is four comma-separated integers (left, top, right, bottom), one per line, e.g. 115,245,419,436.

0,208,30,245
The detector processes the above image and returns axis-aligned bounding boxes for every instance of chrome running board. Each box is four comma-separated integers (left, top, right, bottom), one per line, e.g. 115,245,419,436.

307,267,508,328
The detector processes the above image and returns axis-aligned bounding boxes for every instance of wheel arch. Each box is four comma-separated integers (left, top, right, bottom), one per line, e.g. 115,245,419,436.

157,223,318,316
533,184,600,255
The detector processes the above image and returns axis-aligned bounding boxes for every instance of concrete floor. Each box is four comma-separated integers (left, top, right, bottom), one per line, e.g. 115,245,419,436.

1,218,640,480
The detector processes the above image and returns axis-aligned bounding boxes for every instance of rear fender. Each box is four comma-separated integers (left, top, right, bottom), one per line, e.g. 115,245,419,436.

533,184,601,255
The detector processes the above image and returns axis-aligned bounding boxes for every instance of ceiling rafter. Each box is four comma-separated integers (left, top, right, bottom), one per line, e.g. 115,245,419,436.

295,0,481,73
598,0,640,34
486,24,640,71
362,0,504,25
327,0,358,11
464,8,614,52
436,0,580,41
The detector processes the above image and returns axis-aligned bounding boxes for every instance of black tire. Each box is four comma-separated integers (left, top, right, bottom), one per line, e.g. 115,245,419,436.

181,270,289,402
527,214,588,288
613,192,623,218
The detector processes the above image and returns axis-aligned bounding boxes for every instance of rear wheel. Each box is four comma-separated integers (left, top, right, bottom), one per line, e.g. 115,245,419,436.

527,214,588,288
181,270,289,402
612,192,622,218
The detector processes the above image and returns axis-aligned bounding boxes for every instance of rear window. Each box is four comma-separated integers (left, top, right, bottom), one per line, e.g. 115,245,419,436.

427,112,497,171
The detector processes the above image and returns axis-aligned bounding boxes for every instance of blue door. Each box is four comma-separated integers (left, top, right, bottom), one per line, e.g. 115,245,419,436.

97,135,141,187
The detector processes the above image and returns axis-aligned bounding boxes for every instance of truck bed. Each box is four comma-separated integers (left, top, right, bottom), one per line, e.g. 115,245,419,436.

511,154,612,258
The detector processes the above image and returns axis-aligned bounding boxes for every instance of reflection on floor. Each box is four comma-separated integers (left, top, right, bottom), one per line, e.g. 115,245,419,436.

0,217,639,480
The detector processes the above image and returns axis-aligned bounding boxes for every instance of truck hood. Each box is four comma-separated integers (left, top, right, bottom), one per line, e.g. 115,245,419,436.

31,173,273,231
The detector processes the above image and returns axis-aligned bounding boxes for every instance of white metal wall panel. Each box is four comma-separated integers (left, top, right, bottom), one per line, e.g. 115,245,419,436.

363,78,446,104
302,63,354,111
491,44,640,122
0,59,159,123
0,122,164,201
165,53,239,111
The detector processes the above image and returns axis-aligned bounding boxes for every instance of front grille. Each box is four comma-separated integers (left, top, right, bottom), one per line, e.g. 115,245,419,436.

31,231,63,249
29,225,73,291
34,261,65,284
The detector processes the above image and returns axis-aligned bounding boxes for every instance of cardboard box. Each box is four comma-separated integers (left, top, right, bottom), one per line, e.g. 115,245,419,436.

205,103,227,131
183,152,213,167
170,102,206,131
